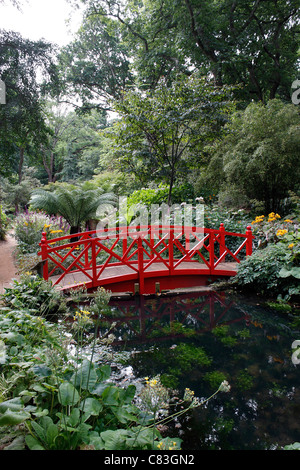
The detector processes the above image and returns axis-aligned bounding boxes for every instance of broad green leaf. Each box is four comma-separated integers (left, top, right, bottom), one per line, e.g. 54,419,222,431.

69,407,81,427
97,364,111,381
33,364,52,377
31,420,47,443
71,360,97,391
90,382,109,396
0,397,24,413
46,423,59,447
100,429,128,450
25,434,45,450
0,409,30,426
3,436,25,450
101,386,120,406
58,382,80,406
290,267,300,279
79,397,103,417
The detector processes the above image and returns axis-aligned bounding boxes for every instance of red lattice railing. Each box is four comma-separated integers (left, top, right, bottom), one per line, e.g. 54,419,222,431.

39,224,254,294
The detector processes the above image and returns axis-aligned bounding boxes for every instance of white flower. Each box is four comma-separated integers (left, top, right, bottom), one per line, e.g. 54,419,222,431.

219,380,231,393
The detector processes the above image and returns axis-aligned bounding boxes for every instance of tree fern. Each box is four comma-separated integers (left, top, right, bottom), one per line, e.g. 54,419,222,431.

30,184,117,234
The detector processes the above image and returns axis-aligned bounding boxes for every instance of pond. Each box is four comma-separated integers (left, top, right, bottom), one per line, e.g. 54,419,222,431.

91,289,300,450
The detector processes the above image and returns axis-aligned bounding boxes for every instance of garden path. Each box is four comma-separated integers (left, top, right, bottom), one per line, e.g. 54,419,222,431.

0,231,19,294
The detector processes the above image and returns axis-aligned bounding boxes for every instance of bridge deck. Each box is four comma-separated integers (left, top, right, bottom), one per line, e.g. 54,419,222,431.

50,260,238,292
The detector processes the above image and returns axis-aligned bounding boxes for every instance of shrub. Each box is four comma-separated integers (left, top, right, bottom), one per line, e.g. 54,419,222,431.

1,273,67,318
127,183,195,209
13,210,69,254
233,243,293,296
0,205,8,241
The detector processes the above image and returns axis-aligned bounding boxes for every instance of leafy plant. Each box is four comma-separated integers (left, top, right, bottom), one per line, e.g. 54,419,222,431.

13,210,69,254
29,183,117,235
1,273,66,318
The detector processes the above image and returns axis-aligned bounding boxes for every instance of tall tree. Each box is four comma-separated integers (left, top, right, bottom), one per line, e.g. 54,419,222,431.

72,0,300,103
205,99,300,213
40,104,107,183
0,30,58,181
108,73,234,205
59,11,133,113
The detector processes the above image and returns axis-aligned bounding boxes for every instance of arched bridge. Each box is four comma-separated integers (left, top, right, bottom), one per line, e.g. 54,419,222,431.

39,224,254,295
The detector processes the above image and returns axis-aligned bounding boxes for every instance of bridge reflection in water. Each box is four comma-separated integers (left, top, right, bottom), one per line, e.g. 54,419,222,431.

96,290,251,346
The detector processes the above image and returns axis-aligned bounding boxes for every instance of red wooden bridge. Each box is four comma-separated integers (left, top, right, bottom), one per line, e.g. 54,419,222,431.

39,223,254,295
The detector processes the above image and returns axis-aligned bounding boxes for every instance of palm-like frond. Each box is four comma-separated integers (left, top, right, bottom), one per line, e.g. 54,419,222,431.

30,185,117,230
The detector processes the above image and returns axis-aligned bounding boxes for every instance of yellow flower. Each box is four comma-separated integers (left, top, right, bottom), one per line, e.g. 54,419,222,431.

149,379,157,387
276,229,288,237
44,224,51,228
73,309,91,321
268,212,281,222
288,243,294,249
252,215,265,224
284,219,293,223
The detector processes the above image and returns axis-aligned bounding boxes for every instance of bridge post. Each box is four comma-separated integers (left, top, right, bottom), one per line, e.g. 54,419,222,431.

169,227,174,274
91,237,97,287
40,232,49,281
219,223,226,261
246,225,253,256
122,226,128,261
209,231,215,274
138,237,145,295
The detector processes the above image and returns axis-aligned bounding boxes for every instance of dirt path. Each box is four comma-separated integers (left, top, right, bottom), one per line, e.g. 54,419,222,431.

0,232,19,294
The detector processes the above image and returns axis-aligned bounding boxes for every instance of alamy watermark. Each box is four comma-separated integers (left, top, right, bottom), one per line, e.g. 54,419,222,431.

291,79,300,105
0,79,6,104
291,340,300,365
95,196,205,248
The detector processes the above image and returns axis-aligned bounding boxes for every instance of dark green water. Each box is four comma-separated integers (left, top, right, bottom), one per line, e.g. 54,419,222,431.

99,290,300,450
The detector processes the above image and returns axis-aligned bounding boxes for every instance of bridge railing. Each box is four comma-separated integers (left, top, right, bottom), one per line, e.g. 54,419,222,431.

38,223,254,291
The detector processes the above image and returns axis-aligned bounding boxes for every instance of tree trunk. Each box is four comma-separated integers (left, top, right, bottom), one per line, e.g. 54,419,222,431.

18,147,25,184
70,225,81,242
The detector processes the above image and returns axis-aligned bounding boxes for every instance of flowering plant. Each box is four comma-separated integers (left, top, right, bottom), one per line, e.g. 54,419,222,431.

251,212,297,248
13,210,69,253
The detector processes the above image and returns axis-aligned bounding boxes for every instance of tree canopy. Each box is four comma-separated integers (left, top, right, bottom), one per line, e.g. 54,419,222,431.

206,99,300,212
0,0,299,213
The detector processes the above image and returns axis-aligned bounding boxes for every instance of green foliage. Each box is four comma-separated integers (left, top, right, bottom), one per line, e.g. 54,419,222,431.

76,0,299,103
206,100,300,213
0,30,58,179
203,371,228,391
13,210,69,254
283,442,300,450
1,169,41,213
0,205,8,240
110,73,234,203
29,183,117,233
0,284,187,450
1,273,66,318
127,184,195,208
235,370,254,392
234,243,297,298
234,208,300,300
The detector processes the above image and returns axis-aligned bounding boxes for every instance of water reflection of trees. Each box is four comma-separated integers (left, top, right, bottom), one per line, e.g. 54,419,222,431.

99,291,251,345
94,291,299,449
